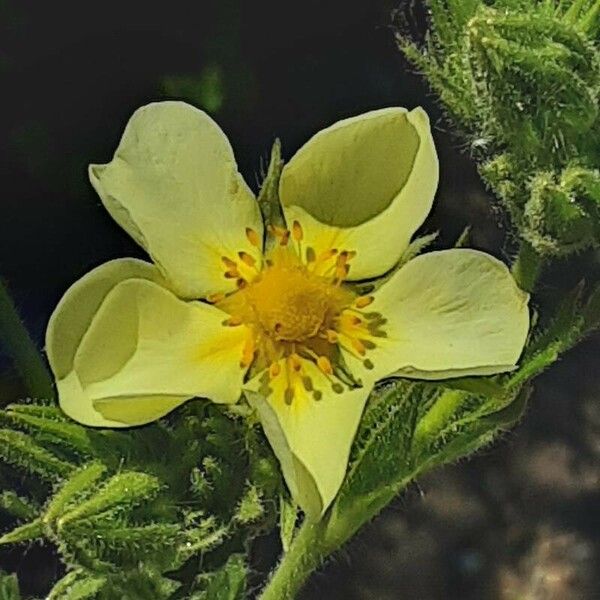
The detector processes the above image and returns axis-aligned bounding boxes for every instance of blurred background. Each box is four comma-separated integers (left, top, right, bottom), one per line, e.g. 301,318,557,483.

1,0,599,598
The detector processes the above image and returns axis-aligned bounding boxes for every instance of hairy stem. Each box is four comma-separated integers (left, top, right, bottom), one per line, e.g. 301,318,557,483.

0,278,54,401
511,240,542,293
260,476,415,599
258,519,327,600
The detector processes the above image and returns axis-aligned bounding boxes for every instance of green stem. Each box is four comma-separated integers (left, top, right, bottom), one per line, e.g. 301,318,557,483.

260,476,415,599
511,240,543,293
0,278,54,401
258,519,327,600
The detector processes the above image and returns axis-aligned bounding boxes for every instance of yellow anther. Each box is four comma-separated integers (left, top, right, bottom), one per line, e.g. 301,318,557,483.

288,353,303,372
335,264,350,281
223,316,243,327
240,337,256,368
238,251,256,267
246,227,261,248
292,220,304,241
351,338,367,356
221,256,238,269
317,355,333,375
350,315,362,326
325,329,339,344
224,268,241,279
336,251,349,267
317,248,338,262
355,295,374,309
269,362,281,378
206,292,226,304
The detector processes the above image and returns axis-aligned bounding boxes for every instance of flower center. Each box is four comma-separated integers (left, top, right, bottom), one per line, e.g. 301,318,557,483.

248,262,349,342
214,222,386,403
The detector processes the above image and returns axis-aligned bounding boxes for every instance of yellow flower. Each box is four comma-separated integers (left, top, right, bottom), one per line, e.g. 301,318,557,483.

46,102,529,518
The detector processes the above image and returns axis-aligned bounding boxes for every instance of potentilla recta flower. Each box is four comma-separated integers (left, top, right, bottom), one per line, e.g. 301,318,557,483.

46,102,529,517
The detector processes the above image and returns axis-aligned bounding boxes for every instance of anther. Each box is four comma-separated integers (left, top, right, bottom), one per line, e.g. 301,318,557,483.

335,264,350,281
302,376,314,391
236,278,247,289
355,295,374,309
238,251,256,267
292,220,303,241
223,316,243,327
269,362,281,378
284,388,294,405
240,338,256,368
317,356,333,376
331,382,344,394
362,339,376,350
224,269,241,279
351,338,366,356
221,256,238,269
206,292,226,304
363,359,374,370
325,329,339,344
305,247,316,263
246,227,261,248
313,390,323,401
289,354,302,372
317,248,338,262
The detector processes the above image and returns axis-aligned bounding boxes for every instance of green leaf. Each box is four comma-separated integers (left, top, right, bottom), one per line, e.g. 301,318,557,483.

278,495,297,553
0,492,37,521
195,554,247,600
0,429,74,480
0,572,21,600
57,472,161,529
0,518,44,545
44,462,107,525
48,569,106,600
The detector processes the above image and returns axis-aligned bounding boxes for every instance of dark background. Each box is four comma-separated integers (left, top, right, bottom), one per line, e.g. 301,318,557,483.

1,1,599,598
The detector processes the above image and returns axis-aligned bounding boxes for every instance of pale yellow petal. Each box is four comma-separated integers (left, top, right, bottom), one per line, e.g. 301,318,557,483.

349,249,529,381
90,101,263,299
279,107,438,280
245,359,371,518
45,259,170,426
69,278,248,426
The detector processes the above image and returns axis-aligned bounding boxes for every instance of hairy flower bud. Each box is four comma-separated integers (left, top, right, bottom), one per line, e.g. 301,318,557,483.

467,7,599,158
523,166,600,256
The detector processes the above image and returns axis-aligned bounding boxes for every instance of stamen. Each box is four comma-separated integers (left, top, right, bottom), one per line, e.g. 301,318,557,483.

331,382,344,394
240,337,256,368
305,247,316,263
222,316,243,327
288,354,302,372
221,256,238,269
363,359,374,370
317,248,338,262
292,220,303,241
224,269,241,279
313,390,323,401
284,388,294,405
325,329,339,344
355,295,374,309
317,355,333,376
302,376,314,391
236,278,247,289
269,362,281,378
238,251,256,267
206,292,226,304
350,338,366,356
246,227,261,248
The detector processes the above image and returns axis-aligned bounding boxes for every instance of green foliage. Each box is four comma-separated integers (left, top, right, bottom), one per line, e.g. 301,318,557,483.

0,572,20,600
0,401,281,598
398,0,600,258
